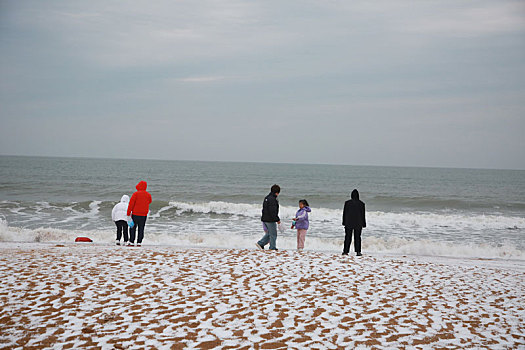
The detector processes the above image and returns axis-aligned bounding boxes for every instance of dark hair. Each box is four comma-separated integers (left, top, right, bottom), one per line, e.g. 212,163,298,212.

299,199,309,207
351,189,359,200
271,184,281,194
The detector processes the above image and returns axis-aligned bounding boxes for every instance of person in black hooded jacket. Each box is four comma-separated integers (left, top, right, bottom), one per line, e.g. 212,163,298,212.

256,184,281,251
342,189,366,256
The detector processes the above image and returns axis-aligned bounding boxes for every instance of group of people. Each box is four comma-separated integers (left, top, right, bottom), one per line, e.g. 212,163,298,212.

111,181,152,247
254,184,366,256
111,182,366,256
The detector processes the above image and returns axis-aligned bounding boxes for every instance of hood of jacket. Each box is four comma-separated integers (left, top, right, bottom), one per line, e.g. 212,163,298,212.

120,195,130,203
351,189,359,200
136,181,148,191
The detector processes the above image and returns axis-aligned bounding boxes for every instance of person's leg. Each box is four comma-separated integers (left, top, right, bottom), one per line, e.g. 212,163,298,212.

129,219,136,245
115,221,122,242
123,222,129,243
297,229,307,249
354,227,362,254
257,223,271,248
267,222,278,250
343,226,353,254
137,216,148,244
133,215,146,244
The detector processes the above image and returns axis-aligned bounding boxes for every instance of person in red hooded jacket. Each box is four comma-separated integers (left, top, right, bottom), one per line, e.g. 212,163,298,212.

127,180,152,247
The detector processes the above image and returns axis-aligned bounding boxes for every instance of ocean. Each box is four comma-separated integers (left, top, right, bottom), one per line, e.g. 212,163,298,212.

1,155,524,259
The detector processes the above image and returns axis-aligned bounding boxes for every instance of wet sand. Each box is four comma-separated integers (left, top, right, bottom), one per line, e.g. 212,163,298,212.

0,243,524,349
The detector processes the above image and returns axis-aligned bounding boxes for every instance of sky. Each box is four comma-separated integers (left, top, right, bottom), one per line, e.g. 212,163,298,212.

1,0,524,169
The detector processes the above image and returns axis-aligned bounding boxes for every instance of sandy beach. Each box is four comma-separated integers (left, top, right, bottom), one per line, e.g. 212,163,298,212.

0,243,523,349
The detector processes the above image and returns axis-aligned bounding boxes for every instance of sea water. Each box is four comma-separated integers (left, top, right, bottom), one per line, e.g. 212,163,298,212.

0,156,524,259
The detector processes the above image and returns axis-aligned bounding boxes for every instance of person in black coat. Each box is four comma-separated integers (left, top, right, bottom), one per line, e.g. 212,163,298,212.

342,189,366,256
256,184,281,251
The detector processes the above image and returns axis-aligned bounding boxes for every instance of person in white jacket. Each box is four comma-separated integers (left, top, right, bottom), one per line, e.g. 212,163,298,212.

111,195,130,246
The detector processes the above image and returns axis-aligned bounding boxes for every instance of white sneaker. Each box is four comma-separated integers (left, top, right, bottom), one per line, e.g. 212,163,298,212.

115,240,121,246
127,242,134,247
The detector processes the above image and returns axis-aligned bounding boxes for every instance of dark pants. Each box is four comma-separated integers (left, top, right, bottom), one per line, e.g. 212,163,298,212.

115,220,128,242
130,215,147,244
343,226,362,254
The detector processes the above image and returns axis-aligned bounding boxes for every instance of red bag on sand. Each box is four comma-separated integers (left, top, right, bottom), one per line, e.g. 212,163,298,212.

75,237,93,242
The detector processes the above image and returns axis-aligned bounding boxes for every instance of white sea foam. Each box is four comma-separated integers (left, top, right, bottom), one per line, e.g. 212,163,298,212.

1,218,523,260
89,200,101,215
2,199,524,260
168,200,524,232
43,200,100,227
3,199,523,234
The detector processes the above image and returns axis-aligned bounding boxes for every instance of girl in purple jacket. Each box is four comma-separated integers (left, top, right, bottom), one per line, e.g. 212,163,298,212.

293,199,311,250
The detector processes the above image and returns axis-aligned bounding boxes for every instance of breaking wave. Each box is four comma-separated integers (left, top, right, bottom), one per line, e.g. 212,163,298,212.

167,201,525,233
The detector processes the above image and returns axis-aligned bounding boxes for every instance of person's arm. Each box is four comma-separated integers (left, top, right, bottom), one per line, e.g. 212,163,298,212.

342,202,347,226
268,197,279,222
269,201,278,221
276,200,280,223
362,203,366,228
295,210,307,221
127,193,136,216
111,205,117,221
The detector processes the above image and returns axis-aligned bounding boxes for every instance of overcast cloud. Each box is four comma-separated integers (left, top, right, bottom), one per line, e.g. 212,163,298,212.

1,0,524,169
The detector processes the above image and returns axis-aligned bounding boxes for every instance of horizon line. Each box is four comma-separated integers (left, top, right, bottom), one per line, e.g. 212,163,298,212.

1,153,524,172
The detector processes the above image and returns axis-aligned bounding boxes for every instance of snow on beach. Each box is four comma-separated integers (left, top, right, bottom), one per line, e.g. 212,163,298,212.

0,243,524,349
